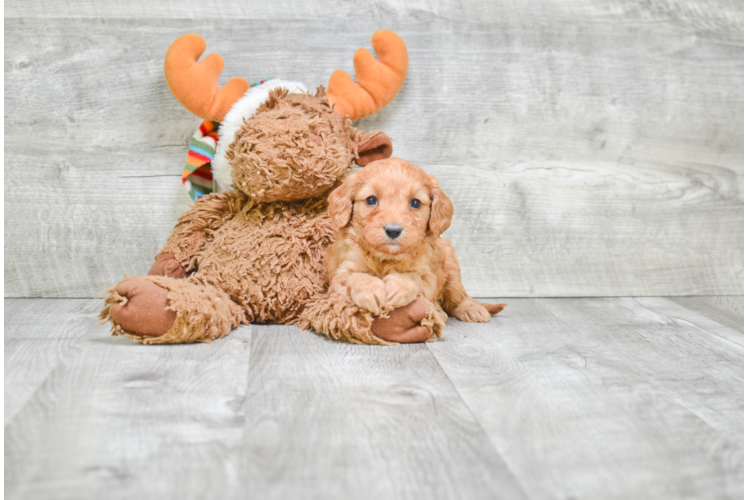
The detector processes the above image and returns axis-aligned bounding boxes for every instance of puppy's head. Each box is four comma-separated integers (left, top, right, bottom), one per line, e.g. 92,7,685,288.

328,158,454,256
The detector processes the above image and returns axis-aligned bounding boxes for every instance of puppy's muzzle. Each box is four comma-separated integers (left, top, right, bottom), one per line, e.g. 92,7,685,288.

384,223,403,239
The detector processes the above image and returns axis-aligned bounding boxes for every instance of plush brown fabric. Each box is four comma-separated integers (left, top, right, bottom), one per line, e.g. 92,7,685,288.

228,88,358,203
355,132,393,167
148,253,186,279
100,275,244,344
160,190,247,273
101,277,176,336
295,294,445,345
371,297,433,343
101,88,414,345
187,198,335,324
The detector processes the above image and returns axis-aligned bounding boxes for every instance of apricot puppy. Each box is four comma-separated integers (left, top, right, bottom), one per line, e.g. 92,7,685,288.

326,157,505,335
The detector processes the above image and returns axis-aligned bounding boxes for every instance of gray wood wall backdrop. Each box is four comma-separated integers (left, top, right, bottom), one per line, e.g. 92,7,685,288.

5,0,743,298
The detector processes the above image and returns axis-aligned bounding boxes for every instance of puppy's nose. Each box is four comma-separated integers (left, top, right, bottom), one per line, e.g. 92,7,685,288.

384,223,403,239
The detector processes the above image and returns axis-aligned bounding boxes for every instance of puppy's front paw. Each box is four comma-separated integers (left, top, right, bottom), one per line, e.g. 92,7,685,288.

383,273,418,308
348,274,387,315
452,299,491,323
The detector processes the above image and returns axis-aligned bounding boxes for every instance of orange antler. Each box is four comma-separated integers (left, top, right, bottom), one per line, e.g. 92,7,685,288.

164,34,250,122
327,30,408,121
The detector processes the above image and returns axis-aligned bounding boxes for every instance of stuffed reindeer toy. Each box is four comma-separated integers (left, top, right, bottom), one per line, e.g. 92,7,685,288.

100,30,434,344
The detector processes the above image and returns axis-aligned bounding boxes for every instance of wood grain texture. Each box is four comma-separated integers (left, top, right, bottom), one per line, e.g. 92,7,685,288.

668,295,744,333
5,297,743,499
4,299,101,423
238,325,527,500
4,149,193,297
4,0,744,27
434,161,742,297
5,311,254,500
4,2,743,297
429,297,743,499
743,296,748,495
4,300,527,500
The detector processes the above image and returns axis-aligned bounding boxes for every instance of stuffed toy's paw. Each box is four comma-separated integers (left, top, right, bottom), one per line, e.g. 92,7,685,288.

371,297,433,343
294,293,444,345
147,253,186,279
109,278,177,336
101,275,245,344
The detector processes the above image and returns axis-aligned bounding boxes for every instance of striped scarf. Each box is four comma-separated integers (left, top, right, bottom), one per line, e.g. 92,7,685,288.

183,120,220,200
182,78,275,200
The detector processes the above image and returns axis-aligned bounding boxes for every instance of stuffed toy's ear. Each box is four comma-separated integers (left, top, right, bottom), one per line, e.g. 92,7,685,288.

427,180,454,237
355,131,393,166
328,174,360,229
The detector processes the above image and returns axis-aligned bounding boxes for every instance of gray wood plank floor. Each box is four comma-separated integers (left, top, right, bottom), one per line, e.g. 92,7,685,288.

5,297,743,499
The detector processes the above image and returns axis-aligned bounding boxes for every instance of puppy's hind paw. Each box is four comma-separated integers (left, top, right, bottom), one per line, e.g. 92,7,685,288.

452,299,492,323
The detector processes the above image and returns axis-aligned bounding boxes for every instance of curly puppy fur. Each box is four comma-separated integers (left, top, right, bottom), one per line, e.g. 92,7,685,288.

101,88,394,344
298,158,505,342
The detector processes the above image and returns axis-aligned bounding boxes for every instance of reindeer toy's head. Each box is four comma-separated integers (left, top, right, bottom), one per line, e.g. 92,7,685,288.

164,31,408,203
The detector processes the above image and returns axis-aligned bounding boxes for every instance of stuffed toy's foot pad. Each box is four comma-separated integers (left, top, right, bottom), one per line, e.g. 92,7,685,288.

372,297,432,343
111,278,176,336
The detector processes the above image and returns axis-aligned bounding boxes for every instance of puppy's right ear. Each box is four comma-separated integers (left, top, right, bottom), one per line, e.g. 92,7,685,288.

427,180,454,237
328,176,359,229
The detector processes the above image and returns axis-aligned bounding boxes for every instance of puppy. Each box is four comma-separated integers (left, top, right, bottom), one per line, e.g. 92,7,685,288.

326,157,505,335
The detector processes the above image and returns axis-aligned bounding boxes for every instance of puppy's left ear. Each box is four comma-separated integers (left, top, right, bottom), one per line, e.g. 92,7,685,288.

328,175,359,230
428,180,454,237
354,131,393,167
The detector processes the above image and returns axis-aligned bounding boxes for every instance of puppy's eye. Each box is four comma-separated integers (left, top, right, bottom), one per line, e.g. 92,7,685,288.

410,199,422,209
366,196,378,206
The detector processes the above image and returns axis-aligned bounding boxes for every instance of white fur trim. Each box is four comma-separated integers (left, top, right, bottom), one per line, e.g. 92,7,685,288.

213,79,308,191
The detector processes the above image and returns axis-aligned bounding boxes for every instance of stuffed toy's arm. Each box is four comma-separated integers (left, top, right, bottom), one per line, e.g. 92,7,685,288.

153,190,247,276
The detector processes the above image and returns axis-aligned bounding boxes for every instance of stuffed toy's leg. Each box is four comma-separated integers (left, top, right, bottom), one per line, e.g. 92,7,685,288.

99,275,245,344
295,292,447,345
